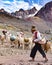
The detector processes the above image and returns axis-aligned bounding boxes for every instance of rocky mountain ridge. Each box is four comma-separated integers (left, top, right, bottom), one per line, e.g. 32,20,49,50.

35,1,52,23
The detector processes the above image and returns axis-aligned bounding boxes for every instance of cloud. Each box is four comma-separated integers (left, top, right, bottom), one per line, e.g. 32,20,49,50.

43,0,52,5
0,0,29,12
0,0,42,13
15,1,29,10
39,0,52,6
2,1,11,4
32,3,42,10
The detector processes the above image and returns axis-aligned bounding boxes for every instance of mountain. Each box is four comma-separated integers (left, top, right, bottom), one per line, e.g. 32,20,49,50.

0,7,37,19
0,8,14,18
0,10,35,35
0,9,51,34
35,1,52,23
0,5,51,34
11,7,37,19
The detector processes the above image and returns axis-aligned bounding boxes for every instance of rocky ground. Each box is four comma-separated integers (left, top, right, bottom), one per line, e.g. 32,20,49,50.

0,44,52,65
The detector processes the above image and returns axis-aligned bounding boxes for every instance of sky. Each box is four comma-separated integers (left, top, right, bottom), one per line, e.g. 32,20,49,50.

0,0,52,13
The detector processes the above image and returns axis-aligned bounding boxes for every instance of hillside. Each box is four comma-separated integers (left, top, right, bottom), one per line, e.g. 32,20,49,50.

35,1,52,27
0,13,33,33
0,12,51,33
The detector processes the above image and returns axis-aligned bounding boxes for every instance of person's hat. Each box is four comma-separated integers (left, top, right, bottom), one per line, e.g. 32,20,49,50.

31,26,36,31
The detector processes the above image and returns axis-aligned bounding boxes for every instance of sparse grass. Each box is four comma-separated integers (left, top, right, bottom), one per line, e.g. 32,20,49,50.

51,38,52,40
0,24,17,31
0,14,52,41
0,25,6,29
6,25,17,30
33,17,43,22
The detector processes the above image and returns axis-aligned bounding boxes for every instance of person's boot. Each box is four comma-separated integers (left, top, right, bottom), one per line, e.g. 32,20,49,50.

44,57,48,62
29,58,34,62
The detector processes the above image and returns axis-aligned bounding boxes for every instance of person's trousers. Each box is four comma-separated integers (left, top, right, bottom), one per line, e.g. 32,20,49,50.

30,43,46,59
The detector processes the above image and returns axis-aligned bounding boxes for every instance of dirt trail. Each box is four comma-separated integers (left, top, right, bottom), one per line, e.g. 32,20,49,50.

0,48,52,65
